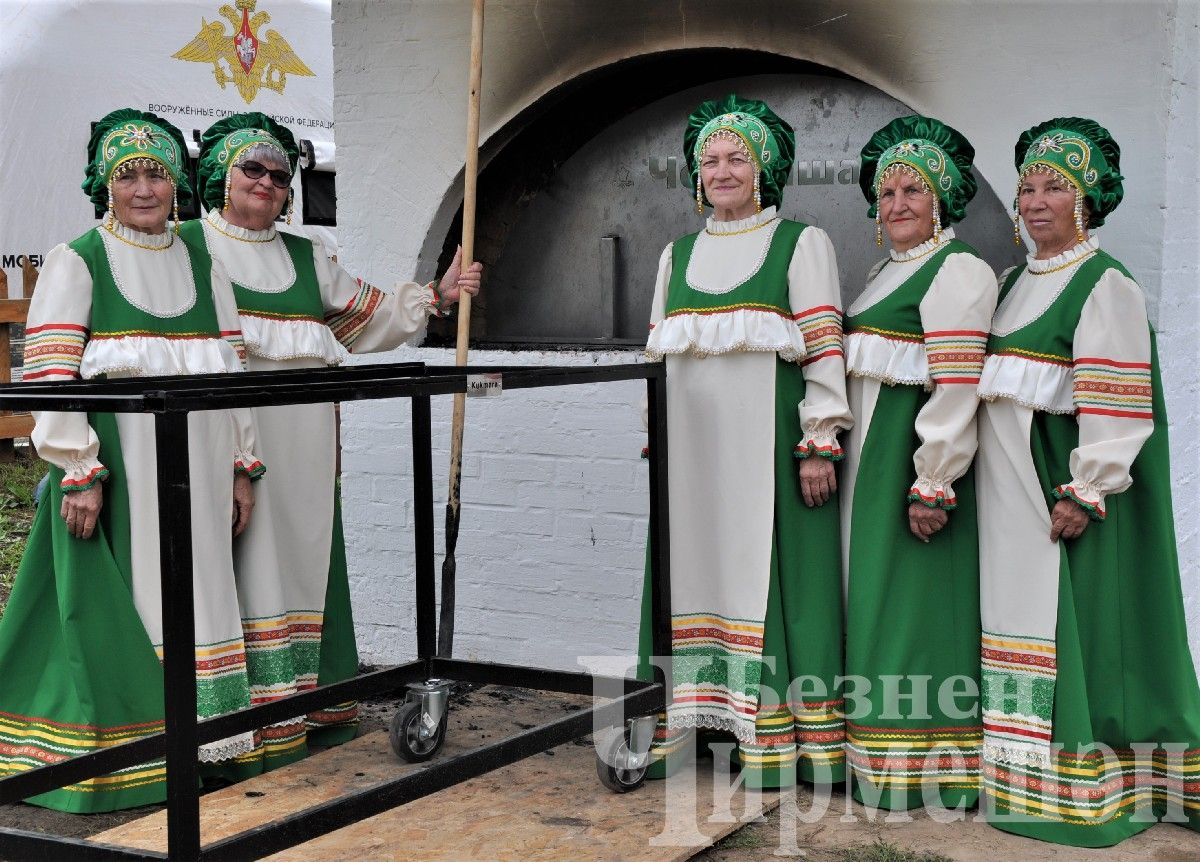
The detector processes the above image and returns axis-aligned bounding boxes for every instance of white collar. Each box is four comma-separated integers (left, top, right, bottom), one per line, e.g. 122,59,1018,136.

207,209,277,242
1027,235,1100,273
108,220,173,249
706,206,778,235
889,227,956,262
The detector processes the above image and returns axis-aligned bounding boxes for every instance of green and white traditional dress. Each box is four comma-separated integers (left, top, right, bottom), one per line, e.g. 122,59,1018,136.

640,206,852,788
0,222,263,812
977,237,1200,845
181,210,441,772
841,227,996,810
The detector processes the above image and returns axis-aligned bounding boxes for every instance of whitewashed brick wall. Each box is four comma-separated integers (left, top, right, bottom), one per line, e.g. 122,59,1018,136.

340,348,649,669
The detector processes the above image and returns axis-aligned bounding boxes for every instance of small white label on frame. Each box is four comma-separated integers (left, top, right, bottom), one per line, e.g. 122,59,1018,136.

466,373,503,397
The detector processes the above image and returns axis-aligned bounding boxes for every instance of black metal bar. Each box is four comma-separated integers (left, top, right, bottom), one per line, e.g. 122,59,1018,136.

429,658,659,700
8,362,426,394
0,827,167,861
0,364,664,414
154,410,201,862
411,395,437,660
200,686,663,861
646,373,673,678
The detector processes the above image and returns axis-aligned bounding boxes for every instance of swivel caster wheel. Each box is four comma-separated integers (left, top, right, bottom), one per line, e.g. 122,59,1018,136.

389,680,450,763
595,716,655,793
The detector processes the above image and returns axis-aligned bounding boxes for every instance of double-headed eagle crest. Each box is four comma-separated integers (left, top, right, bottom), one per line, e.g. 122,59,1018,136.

174,0,314,104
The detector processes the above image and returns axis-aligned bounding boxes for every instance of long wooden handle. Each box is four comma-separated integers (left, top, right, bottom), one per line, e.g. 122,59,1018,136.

447,0,484,510
439,0,484,659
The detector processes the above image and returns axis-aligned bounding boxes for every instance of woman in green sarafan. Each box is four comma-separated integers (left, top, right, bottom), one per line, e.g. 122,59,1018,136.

841,116,996,811
638,94,852,788
0,109,265,812
977,117,1200,846
182,113,479,779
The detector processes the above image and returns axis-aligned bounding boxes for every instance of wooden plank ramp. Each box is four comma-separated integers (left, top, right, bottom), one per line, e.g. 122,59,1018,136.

89,689,778,860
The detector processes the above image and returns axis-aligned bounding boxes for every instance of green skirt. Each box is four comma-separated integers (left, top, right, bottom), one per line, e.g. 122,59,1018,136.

844,382,982,811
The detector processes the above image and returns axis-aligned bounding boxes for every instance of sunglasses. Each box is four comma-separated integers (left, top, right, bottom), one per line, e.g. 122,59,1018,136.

236,160,292,189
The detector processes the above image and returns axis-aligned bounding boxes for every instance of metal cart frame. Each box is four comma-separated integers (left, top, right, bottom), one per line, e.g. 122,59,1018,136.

0,361,671,861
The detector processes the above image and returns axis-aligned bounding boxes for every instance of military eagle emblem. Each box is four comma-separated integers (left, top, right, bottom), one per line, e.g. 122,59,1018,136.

173,0,315,104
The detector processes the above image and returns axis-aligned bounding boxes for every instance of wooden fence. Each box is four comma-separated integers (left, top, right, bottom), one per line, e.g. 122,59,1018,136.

0,262,37,456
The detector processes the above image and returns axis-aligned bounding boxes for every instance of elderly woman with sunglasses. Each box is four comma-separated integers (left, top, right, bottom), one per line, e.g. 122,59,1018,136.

0,109,265,811
180,113,481,776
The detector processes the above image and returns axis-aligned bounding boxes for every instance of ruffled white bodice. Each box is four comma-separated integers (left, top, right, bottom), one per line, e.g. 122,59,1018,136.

844,228,962,387
645,310,808,362
80,224,242,378
201,213,347,365
978,237,1101,413
81,337,243,379
645,207,808,361
977,355,1074,414
844,332,929,386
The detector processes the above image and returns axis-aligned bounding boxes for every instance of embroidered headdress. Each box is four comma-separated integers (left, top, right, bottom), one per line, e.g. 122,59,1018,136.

83,109,191,208
684,94,795,213
1014,117,1123,236
859,115,977,245
198,112,299,213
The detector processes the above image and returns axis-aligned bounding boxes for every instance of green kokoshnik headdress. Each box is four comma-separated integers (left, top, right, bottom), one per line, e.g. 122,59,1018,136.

684,94,795,213
859,115,977,245
198,112,299,213
83,108,192,209
1014,117,1123,239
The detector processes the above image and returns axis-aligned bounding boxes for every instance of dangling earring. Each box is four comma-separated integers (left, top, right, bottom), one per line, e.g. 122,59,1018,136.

1073,189,1085,243
106,182,115,230
286,188,294,225
223,173,232,211
172,187,180,235
931,197,942,244
875,210,883,247
695,175,704,215
753,170,762,214
1012,183,1023,246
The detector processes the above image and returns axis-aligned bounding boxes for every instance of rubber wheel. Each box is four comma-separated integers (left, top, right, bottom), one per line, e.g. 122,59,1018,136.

595,728,648,793
389,700,448,763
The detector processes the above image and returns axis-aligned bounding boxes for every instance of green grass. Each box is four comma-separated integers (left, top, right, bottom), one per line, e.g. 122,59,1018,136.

712,824,770,850
838,841,953,862
0,453,45,619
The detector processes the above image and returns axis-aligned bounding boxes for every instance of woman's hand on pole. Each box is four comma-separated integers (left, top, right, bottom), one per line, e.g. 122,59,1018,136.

798,458,837,508
61,485,103,539
908,502,948,543
437,245,483,308
1049,497,1090,543
232,473,255,537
